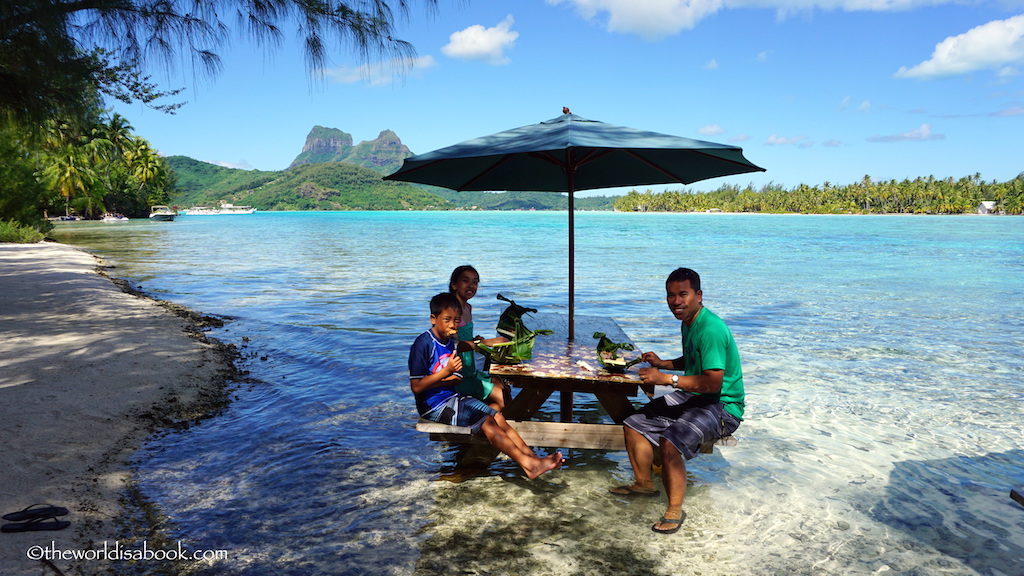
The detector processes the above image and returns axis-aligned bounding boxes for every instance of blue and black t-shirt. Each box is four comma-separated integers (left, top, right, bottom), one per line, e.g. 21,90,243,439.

408,329,462,415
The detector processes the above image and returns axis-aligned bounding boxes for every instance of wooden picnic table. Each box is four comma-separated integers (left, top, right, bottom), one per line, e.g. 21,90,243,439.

489,312,651,426
417,313,652,454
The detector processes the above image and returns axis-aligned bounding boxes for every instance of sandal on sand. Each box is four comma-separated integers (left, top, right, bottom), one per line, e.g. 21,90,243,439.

609,484,660,497
651,512,686,535
2,516,71,533
3,504,69,523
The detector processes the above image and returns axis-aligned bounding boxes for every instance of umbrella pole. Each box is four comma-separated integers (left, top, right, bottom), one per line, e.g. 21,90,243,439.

567,157,576,341
569,191,575,341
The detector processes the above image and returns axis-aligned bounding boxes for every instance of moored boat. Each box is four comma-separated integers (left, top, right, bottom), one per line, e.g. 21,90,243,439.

149,205,178,221
182,203,256,215
219,203,256,215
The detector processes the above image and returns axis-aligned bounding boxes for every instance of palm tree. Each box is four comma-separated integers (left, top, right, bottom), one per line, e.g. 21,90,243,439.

42,146,94,216
126,137,168,206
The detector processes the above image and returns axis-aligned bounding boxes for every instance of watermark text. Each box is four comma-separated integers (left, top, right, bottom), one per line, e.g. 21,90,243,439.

27,541,228,563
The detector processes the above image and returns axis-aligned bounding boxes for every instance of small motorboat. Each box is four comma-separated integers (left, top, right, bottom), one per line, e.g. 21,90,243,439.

149,206,178,221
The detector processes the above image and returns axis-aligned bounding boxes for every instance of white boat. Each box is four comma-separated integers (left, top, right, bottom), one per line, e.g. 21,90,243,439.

219,203,256,215
149,205,178,221
182,203,256,216
101,213,130,222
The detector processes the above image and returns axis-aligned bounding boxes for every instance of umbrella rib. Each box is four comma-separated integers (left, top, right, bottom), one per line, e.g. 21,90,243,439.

459,154,518,190
528,148,615,175
624,149,764,183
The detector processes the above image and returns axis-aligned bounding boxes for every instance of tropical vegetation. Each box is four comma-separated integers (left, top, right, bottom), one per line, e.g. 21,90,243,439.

1,109,173,229
0,220,45,243
167,156,452,211
614,174,1024,215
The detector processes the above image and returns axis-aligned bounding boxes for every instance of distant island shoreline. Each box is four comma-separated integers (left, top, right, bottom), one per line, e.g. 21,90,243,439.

166,125,1022,216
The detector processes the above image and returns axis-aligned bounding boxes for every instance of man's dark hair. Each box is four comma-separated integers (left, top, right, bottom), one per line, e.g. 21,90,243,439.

430,292,463,316
666,268,701,292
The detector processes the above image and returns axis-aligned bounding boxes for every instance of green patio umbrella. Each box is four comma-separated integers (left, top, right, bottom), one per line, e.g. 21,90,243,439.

385,110,765,338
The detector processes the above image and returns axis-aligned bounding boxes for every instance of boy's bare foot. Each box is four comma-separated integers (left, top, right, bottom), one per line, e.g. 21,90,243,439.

524,451,565,479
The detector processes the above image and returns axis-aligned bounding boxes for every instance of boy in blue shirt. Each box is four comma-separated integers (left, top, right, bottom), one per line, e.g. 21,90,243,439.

410,293,563,479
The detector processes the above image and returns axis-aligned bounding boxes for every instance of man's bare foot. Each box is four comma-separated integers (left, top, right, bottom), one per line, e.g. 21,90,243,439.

524,451,564,479
609,483,660,496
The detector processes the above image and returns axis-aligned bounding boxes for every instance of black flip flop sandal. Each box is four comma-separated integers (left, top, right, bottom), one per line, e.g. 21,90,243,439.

1,516,71,533
2,504,69,523
651,511,686,534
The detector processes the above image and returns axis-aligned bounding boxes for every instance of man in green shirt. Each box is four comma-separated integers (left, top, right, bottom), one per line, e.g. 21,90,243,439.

610,268,745,534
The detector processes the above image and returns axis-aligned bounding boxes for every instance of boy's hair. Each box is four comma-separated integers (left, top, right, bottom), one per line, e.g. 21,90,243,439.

666,267,701,292
430,292,463,316
448,265,479,293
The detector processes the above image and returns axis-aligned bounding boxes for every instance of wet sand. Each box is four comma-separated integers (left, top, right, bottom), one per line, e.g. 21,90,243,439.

0,242,236,575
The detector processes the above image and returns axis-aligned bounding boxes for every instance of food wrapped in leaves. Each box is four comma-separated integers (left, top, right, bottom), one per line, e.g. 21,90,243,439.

478,317,553,365
593,332,643,373
495,293,539,337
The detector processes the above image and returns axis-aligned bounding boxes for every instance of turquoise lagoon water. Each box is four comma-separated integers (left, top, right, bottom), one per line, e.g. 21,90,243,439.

53,212,1024,575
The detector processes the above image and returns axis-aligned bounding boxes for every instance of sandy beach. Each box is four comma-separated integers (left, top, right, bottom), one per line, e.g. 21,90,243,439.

0,242,236,576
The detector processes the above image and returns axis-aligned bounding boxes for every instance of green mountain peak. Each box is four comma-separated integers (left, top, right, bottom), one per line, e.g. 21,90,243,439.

289,125,410,174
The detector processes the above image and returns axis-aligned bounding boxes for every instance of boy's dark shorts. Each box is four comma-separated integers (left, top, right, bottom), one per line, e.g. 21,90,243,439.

422,394,497,433
624,391,740,460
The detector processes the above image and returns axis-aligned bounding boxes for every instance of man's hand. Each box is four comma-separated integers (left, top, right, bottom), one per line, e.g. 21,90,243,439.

641,351,669,369
634,364,667,383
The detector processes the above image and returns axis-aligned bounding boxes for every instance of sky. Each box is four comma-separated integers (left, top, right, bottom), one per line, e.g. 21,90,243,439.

110,0,1024,195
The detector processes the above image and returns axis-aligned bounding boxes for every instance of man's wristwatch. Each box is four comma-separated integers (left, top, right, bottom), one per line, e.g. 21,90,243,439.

670,374,679,387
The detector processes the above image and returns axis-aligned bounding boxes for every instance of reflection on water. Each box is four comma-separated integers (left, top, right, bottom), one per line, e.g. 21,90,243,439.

53,212,1024,575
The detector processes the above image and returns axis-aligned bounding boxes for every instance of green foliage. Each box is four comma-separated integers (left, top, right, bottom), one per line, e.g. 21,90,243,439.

613,174,1024,215
0,220,46,243
168,155,622,211
165,157,452,210
0,119,52,230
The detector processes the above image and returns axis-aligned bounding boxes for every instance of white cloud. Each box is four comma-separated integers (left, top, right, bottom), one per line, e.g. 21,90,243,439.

321,56,437,86
766,134,807,146
214,160,254,170
992,106,1024,116
822,139,843,147
895,15,1024,79
705,58,719,69
839,96,872,112
756,51,769,62
728,133,751,143
547,0,724,40
548,0,984,40
699,124,725,135
441,15,519,65
867,123,945,142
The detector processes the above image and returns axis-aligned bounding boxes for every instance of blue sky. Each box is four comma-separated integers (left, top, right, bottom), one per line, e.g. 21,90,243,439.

111,1,1024,195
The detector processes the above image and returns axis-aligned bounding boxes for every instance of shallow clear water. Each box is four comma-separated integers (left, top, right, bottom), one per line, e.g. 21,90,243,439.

54,212,1024,575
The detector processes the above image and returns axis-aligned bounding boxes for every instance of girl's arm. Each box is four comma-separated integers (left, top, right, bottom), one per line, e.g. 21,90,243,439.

458,335,509,352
